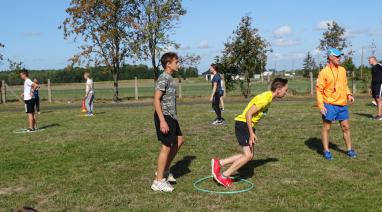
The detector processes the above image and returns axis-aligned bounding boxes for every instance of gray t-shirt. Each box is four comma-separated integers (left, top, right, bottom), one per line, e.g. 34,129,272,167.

155,72,177,119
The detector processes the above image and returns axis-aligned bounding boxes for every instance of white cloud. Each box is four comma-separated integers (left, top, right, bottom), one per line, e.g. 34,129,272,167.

273,25,292,37
317,20,334,30
198,40,209,49
344,28,368,38
272,38,299,47
369,29,382,36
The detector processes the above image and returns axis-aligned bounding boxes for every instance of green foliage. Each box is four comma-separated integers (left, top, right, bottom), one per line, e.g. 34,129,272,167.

0,42,4,64
218,16,271,98
302,52,317,78
318,21,350,51
135,0,186,80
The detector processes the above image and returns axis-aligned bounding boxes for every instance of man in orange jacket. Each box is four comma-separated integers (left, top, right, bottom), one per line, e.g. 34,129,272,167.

316,48,357,160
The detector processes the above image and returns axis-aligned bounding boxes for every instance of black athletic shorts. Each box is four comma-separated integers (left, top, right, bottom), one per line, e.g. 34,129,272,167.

235,121,255,147
24,99,35,113
371,83,382,98
154,112,182,147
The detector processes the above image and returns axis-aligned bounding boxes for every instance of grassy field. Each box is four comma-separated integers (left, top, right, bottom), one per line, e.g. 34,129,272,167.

0,95,381,211
4,77,369,101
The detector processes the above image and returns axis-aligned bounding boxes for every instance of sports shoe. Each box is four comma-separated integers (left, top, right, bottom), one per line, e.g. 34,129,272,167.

323,150,333,160
372,100,377,106
26,128,35,132
151,179,174,192
155,171,176,183
211,158,221,179
214,174,232,187
347,149,357,158
374,115,382,120
87,113,94,117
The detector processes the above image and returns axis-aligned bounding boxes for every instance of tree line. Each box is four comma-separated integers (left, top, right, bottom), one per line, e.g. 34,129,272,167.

0,64,198,85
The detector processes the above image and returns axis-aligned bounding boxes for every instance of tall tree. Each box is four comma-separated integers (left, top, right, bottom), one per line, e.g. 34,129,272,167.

318,21,350,51
0,42,4,64
60,0,140,101
302,52,316,78
219,16,271,98
135,0,186,80
177,53,201,81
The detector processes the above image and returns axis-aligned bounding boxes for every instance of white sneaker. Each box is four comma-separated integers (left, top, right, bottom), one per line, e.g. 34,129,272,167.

155,171,176,183
151,179,174,192
372,100,377,106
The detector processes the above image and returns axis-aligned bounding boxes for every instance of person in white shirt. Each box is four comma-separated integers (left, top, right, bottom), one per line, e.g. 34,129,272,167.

19,69,39,131
84,72,95,116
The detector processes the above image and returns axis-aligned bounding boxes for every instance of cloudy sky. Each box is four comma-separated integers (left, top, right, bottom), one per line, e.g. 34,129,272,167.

1,0,382,72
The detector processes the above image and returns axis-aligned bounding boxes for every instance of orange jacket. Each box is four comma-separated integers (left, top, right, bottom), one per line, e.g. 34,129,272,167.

316,64,352,110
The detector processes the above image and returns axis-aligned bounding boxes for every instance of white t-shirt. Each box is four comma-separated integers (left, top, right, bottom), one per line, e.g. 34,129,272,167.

24,78,34,100
86,78,94,94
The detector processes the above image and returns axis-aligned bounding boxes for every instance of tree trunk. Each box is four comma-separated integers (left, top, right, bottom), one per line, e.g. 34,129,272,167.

112,70,119,102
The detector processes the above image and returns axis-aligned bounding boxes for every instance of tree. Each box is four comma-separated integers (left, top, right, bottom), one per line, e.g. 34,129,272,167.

177,53,200,81
135,0,186,80
302,52,316,78
318,21,350,51
219,16,271,98
0,42,4,65
60,0,140,101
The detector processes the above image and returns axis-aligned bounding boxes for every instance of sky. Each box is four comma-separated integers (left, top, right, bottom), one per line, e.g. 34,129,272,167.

1,0,382,73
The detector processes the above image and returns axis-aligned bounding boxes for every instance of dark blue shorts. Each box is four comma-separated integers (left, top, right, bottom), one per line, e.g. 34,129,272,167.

322,103,349,122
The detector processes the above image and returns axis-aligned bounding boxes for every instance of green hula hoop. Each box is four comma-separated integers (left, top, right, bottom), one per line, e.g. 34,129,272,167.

193,175,255,194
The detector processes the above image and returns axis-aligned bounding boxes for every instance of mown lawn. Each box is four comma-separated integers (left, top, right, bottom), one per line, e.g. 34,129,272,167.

0,95,381,211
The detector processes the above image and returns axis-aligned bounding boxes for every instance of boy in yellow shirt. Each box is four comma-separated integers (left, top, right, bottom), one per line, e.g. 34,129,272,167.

211,78,288,187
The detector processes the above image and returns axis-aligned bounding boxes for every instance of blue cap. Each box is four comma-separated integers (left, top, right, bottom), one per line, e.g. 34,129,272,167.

327,48,344,56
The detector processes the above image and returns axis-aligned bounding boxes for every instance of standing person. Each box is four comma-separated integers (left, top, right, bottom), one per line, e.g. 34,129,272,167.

220,75,225,111
19,69,39,132
33,78,41,114
209,64,225,125
84,72,95,116
316,48,357,160
368,56,382,120
152,52,185,192
211,78,288,187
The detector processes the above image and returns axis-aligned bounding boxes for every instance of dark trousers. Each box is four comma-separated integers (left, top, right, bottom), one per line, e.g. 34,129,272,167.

34,96,40,112
212,92,222,120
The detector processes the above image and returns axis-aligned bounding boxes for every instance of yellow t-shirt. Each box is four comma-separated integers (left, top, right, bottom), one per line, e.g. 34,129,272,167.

234,91,273,127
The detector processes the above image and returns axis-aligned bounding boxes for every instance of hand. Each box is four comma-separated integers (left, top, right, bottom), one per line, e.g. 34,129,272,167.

368,88,372,96
209,96,213,102
348,95,355,104
160,120,169,135
320,107,327,116
249,133,257,147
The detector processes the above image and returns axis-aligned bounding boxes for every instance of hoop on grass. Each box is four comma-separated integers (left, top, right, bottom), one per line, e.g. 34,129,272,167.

193,175,255,194
13,128,45,134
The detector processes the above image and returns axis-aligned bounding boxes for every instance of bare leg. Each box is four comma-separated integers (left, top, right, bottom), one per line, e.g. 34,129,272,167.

165,136,184,172
33,113,37,129
220,154,242,166
156,145,171,180
220,97,224,110
376,98,382,117
27,113,34,129
321,121,332,151
222,147,253,177
339,120,352,150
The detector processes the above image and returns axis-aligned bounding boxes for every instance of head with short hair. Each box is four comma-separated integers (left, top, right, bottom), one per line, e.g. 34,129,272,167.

271,78,288,98
368,56,377,66
33,78,39,84
19,69,29,80
160,52,179,72
83,71,90,80
210,63,218,74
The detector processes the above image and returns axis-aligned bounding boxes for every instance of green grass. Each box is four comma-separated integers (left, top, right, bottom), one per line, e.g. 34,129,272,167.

5,77,369,101
0,96,381,211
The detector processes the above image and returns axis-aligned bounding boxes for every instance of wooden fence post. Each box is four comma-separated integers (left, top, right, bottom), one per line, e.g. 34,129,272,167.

352,71,356,94
179,82,183,99
134,77,138,100
47,79,52,103
0,80,4,103
310,71,314,96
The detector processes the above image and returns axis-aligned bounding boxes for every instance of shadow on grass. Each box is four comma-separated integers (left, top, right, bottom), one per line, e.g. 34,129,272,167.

171,155,196,179
236,158,279,179
39,123,60,130
354,113,373,118
304,137,347,155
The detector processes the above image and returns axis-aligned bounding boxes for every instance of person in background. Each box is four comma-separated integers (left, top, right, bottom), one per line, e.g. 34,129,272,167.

19,69,39,131
368,56,382,120
209,64,225,125
84,72,95,116
220,74,225,111
33,78,41,114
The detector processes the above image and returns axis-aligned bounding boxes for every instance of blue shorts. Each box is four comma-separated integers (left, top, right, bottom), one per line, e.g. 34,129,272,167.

322,103,349,122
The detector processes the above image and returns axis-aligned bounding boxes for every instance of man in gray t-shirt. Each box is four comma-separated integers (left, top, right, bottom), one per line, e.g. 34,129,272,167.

152,52,185,193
